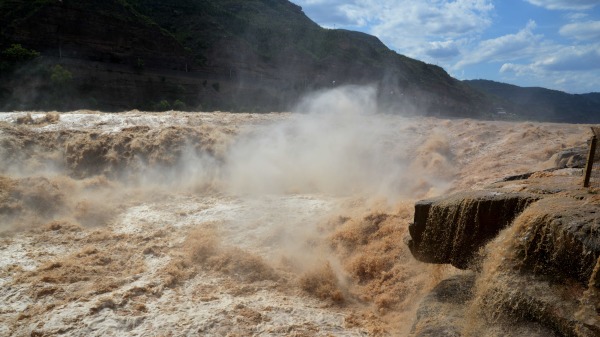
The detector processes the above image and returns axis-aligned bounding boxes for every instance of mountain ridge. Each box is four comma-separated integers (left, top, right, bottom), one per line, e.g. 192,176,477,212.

464,79,600,123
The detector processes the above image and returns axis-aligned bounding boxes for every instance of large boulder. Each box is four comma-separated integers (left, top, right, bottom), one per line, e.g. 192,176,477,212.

553,146,588,169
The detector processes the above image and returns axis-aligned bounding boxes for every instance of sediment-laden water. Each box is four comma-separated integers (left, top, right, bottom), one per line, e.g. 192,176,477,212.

0,88,591,336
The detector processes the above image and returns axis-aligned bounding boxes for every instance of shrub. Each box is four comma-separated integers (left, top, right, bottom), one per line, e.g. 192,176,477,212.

1,44,40,62
134,58,144,74
156,99,171,111
50,65,73,85
173,99,186,111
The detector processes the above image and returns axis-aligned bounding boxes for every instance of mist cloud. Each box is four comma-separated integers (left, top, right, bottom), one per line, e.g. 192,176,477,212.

225,85,394,196
224,85,453,199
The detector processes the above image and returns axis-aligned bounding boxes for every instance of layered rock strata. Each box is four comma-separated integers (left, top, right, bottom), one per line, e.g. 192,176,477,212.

408,191,540,269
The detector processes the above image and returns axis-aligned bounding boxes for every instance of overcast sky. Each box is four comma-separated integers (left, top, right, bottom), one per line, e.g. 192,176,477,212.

292,0,600,93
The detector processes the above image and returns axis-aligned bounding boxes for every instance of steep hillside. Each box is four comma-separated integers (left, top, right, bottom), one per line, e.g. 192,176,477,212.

464,79,600,123
0,0,192,110
0,0,492,115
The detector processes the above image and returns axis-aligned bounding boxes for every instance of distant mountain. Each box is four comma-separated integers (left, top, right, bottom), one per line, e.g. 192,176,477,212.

464,80,600,123
0,0,492,115
583,93,600,105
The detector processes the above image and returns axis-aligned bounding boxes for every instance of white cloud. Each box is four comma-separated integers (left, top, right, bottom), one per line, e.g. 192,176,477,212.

455,20,543,68
501,44,600,72
375,0,492,35
500,44,600,92
565,12,589,21
499,65,600,93
525,0,600,10
294,0,494,61
294,0,494,30
425,40,462,59
560,21,600,40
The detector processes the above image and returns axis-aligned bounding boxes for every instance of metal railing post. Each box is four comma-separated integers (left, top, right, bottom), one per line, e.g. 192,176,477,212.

584,135,597,188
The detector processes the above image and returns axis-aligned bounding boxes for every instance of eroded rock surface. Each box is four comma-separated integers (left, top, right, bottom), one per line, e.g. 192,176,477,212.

408,191,539,269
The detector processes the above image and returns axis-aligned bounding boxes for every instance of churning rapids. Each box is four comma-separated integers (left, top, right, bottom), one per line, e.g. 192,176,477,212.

0,88,592,336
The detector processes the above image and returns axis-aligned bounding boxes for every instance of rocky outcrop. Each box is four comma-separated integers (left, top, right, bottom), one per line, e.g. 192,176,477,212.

408,170,600,336
553,147,588,169
408,191,539,269
409,175,600,284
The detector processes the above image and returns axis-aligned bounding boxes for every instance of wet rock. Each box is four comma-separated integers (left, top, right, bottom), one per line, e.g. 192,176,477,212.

500,171,537,182
510,197,600,287
408,191,540,269
409,273,560,337
409,273,475,337
409,171,600,336
476,267,599,337
553,146,588,169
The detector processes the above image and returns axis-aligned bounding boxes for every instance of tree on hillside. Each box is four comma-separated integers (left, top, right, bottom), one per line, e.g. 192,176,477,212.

50,65,72,85
0,44,40,72
1,44,40,62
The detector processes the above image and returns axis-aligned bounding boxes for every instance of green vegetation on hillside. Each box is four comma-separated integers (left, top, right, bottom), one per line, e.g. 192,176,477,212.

0,0,494,116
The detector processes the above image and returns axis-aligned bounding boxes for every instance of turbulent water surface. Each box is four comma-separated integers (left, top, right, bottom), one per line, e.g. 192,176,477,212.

0,89,591,336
